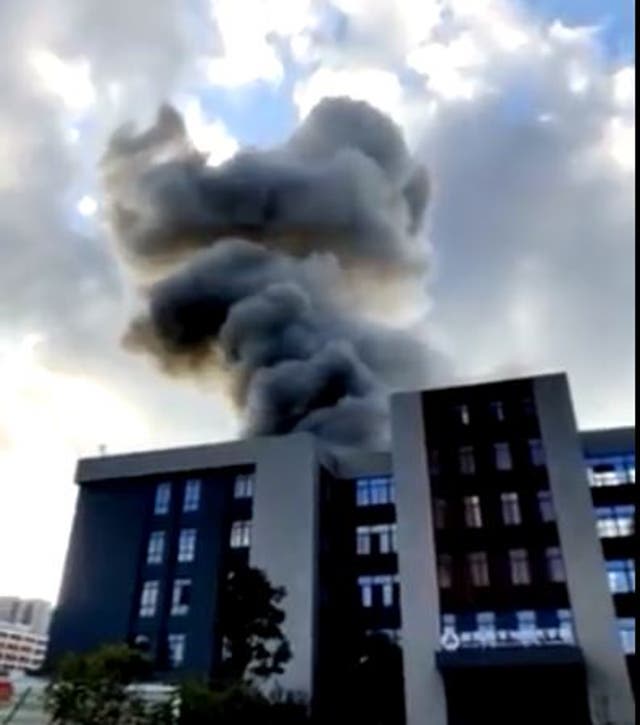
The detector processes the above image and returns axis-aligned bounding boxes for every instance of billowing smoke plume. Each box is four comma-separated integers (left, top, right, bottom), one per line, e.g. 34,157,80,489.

101,98,432,448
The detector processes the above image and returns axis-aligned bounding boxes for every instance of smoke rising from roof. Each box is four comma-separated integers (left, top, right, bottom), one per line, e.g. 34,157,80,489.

102,97,432,448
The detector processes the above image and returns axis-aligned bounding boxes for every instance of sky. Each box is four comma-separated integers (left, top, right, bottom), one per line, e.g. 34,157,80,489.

0,0,634,604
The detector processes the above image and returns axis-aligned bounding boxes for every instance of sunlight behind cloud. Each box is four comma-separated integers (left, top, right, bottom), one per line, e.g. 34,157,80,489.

29,49,95,111
0,335,150,600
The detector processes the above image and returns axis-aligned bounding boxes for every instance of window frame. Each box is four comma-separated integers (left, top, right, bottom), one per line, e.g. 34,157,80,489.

171,579,192,617
167,633,186,668
177,528,197,563
501,492,522,526
545,546,566,583
467,551,490,587
509,549,532,586
230,520,252,549
154,482,171,516
463,495,483,528
183,479,201,513
146,531,165,565
139,581,160,618
494,442,513,471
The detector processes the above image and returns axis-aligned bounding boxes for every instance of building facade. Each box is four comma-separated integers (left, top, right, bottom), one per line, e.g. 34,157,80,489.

48,374,635,724
0,624,48,673
0,598,51,637
581,427,636,696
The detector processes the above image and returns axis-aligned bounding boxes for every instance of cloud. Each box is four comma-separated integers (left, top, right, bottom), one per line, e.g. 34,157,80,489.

0,0,634,599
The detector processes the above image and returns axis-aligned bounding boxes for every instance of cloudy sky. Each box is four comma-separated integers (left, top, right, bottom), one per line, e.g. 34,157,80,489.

0,0,634,603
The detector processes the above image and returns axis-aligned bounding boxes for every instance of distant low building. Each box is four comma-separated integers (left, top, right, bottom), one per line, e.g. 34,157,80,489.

0,623,48,673
0,598,51,637
0,598,51,675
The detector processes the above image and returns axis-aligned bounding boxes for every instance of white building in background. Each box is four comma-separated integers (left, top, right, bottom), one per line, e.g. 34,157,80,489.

0,597,51,674
0,598,51,637
0,623,48,673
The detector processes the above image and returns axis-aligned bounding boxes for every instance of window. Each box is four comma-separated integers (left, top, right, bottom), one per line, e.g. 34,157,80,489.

456,404,470,425
154,483,171,515
489,401,505,422
356,525,397,555
167,634,186,668
356,526,371,555
596,506,635,538
171,579,192,616
494,442,513,471
358,576,373,608
438,554,453,589
146,531,165,565
230,521,251,548
429,449,441,476
545,547,566,582
606,559,635,593
522,397,535,417
501,492,521,526
182,479,201,512
587,455,635,486
468,552,490,587
618,618,635,654
178,529,197,563
434,499,447,530
476,612,496,641
464,496,483,528
516,610,537,643
459,446,475,475
528,439,545,467
234,474,254,499
139,581,159,618
356,477,394,506
358,575,398,608
589,464,621,487
537,490,555,522
509,549,531,585
378,575,397,607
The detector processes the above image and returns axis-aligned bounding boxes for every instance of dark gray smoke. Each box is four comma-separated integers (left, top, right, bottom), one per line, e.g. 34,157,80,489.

102,97,431,448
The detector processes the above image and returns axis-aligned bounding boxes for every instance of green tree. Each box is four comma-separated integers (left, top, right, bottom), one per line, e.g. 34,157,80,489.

177,680,308,724
45,643,174,725
219,566,292,683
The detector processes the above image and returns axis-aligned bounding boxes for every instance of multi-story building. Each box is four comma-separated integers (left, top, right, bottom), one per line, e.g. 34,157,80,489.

0,598,51,637
581,427,636,695
0,624,48,673
48,373,635,725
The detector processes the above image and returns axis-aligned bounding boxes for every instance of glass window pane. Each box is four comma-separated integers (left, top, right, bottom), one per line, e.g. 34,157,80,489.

495,443,512,471
529,439,545,467
183,479,201,512
501,492,521,526
537,490,555,522
171,579,192,616
154,483,171,515
459,446,475,475
139,581,159,618
234,474,254,499
464,496,483,527
509,549,531,585
167,634,186,668
230,521,251,548
545,547,566,582
178,529,197,563
147,531,165,565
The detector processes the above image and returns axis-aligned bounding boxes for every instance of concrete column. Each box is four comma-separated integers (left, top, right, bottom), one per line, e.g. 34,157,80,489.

534,374,634,725
250,433,319,701
391,392,447,725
